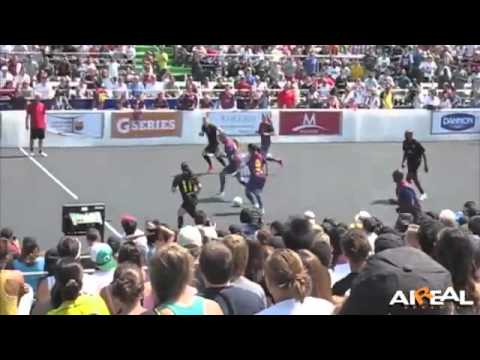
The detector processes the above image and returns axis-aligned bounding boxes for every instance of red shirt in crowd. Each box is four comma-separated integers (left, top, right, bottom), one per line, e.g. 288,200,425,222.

277,89,296,108
27,101,47,129
220,91,235,109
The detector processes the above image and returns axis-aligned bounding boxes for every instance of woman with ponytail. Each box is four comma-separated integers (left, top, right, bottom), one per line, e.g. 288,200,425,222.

48,258,109,315
110,263,146,315
257,249,334,315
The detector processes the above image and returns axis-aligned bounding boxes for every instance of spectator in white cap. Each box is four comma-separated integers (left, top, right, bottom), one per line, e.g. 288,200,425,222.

354,210,371,225
439,209,457,227
304,211,316,227
178,225,203,248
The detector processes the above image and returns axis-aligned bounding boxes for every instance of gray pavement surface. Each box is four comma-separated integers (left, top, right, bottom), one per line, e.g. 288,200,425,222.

1,141,479,251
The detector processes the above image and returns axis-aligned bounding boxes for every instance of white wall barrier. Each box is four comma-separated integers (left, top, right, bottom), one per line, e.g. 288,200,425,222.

1,109,479,148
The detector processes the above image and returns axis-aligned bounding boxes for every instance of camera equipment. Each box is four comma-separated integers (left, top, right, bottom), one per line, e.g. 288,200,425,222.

62,203,106,240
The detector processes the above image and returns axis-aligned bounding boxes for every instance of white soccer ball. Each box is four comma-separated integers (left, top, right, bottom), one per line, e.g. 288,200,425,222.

232,196,243,207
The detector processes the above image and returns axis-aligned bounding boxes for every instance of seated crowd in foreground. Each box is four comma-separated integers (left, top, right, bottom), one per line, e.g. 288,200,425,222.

1,200,480,315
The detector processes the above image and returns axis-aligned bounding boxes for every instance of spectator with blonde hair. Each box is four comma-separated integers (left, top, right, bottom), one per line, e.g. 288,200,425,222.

298,249,333,303
257,248,334,315
439,209,457,227
222,234,267,306
147,243,222,315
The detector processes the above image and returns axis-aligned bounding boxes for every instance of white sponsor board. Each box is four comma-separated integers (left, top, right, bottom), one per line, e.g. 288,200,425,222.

207,111,271,136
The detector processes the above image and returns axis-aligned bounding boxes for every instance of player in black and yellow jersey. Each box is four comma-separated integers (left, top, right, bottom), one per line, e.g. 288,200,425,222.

172,162,202,229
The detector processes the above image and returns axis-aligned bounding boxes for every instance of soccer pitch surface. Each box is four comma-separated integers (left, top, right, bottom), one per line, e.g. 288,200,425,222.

1,141,479,251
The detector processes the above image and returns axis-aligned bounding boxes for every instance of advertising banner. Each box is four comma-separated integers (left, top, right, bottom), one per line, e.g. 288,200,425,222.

206,111,271,136
279,111,342,135
431,110,480,134
47,112,104,138
111,111,182,139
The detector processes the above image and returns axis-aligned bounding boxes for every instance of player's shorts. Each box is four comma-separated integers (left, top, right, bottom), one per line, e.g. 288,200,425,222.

260,143,270,156
222,162,240,175
407,160,421,174
246,177,266,192
30,128,45,140
203,144,220,157
181,196,198,218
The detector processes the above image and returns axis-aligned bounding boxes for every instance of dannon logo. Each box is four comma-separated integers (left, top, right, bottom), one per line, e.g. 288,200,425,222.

440,113,475,131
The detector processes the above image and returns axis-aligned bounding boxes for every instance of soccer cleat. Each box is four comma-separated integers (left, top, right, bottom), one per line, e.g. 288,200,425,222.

279,159,284,167
217,191,225,199
39,152,48,158
419,193,428,201
29,151,35,157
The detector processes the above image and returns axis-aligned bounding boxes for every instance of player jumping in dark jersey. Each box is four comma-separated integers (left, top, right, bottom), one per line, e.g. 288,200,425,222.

257,114,283,173
217,130,244,198
172,162,202,229
401,130,429,201
199,116,227,172
245,144,267,214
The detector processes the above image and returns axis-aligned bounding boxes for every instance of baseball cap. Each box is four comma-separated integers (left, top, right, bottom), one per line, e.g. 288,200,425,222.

178,226,202,247
374,233,405,254
120,213,137,223
304,211,316,226
354,211,371,224
90,243,117,272
339,247,452,315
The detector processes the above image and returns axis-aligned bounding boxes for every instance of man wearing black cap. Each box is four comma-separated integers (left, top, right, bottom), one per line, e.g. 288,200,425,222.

172,162,202,229
339,247,453,315
401,130,428,200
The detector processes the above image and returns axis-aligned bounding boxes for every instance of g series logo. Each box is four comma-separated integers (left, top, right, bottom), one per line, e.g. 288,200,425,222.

441,113,475,131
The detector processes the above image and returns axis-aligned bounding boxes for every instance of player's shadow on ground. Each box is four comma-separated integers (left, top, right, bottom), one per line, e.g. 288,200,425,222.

195,172,220,177
371,199,396,206
197,197,229,204
213,211,241,217
0,155,27,159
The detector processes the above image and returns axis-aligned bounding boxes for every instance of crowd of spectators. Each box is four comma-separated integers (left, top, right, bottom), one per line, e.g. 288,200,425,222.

1,197,480,315
2,45,480,111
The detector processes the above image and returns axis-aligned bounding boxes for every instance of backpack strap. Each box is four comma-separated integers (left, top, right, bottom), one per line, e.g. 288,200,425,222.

216,290,235,315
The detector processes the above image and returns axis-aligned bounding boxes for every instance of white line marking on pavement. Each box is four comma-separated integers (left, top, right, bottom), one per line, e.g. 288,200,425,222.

18,147,123,237
19,147,79,200
105,222,122,237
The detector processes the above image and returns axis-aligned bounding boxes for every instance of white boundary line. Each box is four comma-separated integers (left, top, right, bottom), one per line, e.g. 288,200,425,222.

18,146,122,237
18,147,79,200
105,222,122,237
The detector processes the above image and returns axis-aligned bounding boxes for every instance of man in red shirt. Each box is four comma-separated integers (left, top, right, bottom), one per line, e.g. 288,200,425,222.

277,82,296,108
25,94,48,157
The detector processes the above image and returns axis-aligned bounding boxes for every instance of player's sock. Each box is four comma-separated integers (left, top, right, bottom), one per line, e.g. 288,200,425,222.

254,193,264,211
217,157,227,167
245,190,256,207
219,173,226,193
177,216,184,229
203,155,213,169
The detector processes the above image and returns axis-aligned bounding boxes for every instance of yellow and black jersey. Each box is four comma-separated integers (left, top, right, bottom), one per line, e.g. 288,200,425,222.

172,174,200,202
